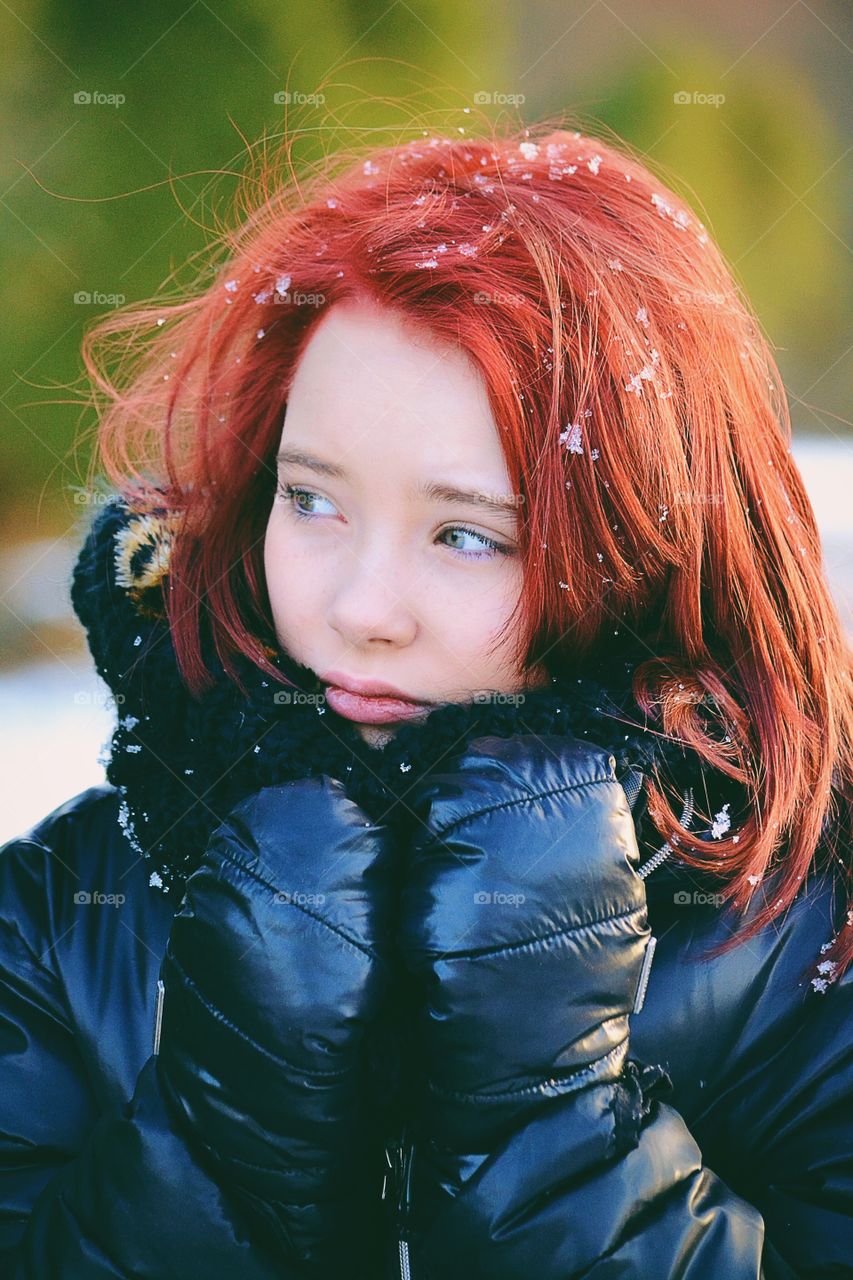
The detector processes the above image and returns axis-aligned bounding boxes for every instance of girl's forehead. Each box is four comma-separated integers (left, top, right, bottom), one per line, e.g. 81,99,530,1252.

283,302,501,443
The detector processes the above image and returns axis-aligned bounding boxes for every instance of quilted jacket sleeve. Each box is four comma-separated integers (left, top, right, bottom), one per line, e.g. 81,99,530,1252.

410,995,852,1280
0,830,300,1279
399,742,852,1280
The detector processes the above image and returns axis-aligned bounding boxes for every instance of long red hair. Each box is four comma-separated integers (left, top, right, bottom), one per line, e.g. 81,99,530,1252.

79,115,853,981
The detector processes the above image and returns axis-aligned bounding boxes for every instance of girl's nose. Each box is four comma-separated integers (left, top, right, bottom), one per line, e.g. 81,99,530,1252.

326,555,418,648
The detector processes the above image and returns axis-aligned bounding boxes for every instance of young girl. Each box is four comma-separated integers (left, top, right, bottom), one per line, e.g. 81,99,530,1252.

2,120,850,1278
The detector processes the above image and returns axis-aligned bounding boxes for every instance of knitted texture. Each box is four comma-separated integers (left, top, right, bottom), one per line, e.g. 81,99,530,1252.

69,492,728,903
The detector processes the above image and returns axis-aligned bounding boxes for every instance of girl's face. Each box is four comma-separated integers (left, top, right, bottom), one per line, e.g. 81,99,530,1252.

264,297,549,747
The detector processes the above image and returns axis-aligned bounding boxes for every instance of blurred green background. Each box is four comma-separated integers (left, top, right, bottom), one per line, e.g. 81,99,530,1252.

3,1,852,530
0,0,851,834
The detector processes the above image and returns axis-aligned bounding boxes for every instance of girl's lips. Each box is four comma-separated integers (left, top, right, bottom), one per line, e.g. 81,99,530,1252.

324,685,431,725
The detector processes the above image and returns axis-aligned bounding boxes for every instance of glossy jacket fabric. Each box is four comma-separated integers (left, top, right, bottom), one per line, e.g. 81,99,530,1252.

1,493,851,1277
2,757,850,1276
393,737,852,1279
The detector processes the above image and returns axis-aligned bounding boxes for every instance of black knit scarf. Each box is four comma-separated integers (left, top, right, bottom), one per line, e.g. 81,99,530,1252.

69,492,726,903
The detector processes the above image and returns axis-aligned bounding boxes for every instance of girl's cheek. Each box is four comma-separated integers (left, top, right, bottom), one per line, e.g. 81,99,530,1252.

265,510,323,583
420,590,507,660
264,519,318,631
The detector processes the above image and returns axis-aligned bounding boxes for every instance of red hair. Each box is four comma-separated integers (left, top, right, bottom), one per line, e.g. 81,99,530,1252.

79,114,853,981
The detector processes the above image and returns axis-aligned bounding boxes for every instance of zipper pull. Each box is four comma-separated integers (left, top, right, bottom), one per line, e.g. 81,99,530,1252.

381,1132,415,1215
381,1143,392,1202
398,1139,415,1222
381,1131,415,1278
632,934,657,1013
152,978,165,1055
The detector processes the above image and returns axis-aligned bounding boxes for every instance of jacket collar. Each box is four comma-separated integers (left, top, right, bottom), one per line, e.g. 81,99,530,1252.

69,492,714,900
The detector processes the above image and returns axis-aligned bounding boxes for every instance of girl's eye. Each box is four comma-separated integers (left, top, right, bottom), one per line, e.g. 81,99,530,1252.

277,483,337,518
437,525,510,560
276,482,511,560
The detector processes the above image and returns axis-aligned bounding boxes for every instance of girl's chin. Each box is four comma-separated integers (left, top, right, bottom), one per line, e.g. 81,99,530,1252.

353,707,439,748
355,723,402,749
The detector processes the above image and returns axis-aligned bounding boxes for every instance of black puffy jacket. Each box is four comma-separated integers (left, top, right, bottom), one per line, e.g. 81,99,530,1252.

1,495,851,1277
2,757,851,1276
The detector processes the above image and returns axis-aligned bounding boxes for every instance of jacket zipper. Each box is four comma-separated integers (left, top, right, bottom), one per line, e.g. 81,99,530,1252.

382,1127,415,1279
633,786,694,1013
620,765,644,812
637,786,694,880
152,978,165,1055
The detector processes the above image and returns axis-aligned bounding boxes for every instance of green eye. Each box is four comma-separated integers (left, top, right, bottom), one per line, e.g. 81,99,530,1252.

438,525,510,558
276,484,512,560
276,484,335,517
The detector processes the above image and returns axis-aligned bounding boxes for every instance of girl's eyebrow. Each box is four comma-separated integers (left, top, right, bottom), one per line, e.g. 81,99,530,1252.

276,446,520,517
276,446,345,478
